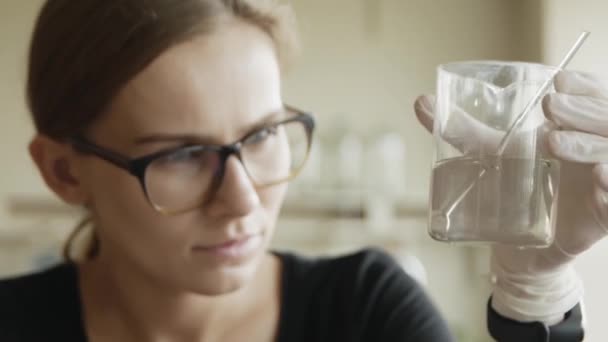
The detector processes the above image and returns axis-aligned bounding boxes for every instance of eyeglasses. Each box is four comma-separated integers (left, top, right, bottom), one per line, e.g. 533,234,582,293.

70,105,315,215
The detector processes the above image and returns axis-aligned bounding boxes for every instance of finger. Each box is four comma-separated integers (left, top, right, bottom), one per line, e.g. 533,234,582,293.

547,130,608,163
414,95,435,133
555,70,608,99
592,164,608,193
414,94,498,153
439,102,524,155
415,93,553,158
543,93,608,137
416,94,542,155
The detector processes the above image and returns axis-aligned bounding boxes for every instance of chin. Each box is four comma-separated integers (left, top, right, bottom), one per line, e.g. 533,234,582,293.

184,248,265,296
190,277,247,296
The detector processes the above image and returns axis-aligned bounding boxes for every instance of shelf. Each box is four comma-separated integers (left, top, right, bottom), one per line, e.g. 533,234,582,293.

6,192,428,220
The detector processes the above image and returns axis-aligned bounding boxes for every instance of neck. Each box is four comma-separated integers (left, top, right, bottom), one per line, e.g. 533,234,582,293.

78,251,281,342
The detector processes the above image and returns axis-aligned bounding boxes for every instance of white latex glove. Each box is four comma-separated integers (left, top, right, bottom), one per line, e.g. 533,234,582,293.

414,70,608,325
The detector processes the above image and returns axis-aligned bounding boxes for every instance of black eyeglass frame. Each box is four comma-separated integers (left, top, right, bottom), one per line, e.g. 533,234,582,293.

69,105,315,215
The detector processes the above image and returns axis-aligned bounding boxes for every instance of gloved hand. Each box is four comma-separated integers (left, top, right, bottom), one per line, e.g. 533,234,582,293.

414,70,608,325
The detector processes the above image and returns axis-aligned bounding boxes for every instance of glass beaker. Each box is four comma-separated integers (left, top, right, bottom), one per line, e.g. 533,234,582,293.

428,61,561,247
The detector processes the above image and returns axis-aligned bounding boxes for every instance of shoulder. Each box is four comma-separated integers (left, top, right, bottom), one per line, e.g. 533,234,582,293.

299,247,429,307
0,262,76,301
0,263,80,339
278,246,403,281
277,247,454,341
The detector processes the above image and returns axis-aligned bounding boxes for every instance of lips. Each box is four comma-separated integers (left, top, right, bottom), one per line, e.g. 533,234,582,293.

195,234,259,250
192,233,263,261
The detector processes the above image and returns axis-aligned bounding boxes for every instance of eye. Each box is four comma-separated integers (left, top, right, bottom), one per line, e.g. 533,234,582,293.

165,148,200,163
244,126,278,145
154,147,216,170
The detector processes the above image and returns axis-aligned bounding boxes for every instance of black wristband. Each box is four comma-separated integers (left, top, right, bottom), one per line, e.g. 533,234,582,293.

487,297,584,342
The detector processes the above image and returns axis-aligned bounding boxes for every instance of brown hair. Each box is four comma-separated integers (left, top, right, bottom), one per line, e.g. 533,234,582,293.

26,0,298,261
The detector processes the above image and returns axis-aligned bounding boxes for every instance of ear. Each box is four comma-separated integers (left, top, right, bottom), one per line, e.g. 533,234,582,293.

29,134,89,205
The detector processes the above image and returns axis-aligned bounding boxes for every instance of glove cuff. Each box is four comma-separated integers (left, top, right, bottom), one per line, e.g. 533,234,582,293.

491,262,584,325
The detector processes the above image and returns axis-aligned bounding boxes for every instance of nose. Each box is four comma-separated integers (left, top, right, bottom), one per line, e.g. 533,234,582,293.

205,155,260,218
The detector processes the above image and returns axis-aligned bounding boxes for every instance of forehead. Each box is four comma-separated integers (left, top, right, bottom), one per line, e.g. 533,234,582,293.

93,19,283,146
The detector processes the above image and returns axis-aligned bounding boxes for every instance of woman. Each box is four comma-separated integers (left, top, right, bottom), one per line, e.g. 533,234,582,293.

0,1,450,341
0,0,605,341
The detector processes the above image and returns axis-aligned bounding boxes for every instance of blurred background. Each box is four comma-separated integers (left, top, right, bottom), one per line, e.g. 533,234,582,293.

1,1,607,341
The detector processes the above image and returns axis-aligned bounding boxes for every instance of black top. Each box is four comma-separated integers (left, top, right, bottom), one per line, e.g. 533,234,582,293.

0,248,454,341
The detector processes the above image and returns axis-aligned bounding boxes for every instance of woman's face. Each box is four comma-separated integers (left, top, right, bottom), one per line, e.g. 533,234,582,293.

78,20,287,295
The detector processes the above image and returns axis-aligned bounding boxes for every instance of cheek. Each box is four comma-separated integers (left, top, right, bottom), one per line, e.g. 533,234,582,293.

259,183,288,231
83,162,151,219
82,162,188,256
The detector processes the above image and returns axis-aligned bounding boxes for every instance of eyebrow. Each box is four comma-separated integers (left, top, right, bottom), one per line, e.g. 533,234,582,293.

133,109,288,146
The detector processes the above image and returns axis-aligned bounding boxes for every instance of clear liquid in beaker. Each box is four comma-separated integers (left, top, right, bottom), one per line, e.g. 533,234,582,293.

428,156,559,247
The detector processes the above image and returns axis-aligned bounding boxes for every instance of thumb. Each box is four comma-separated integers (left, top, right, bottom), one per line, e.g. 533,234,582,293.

414,94,435,133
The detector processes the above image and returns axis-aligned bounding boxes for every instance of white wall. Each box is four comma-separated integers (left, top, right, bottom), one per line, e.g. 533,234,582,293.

284,0,527,203
0,0,48,228
541,2,608,340
541,1,608,77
